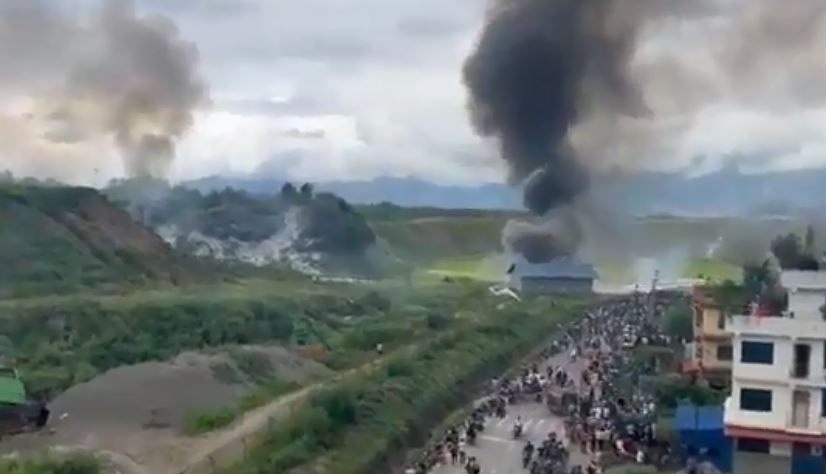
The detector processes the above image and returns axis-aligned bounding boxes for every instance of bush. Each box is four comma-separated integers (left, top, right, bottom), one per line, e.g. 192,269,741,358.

184,406,237,435
386,357,415,378
426,313,451,330
0,453,100,474
312,387,358,427
7,297,296,396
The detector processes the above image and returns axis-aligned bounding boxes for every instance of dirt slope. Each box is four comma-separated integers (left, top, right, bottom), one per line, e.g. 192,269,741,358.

0,346,331,473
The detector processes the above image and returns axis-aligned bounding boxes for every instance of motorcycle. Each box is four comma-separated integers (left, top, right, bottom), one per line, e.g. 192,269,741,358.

513,423,523,439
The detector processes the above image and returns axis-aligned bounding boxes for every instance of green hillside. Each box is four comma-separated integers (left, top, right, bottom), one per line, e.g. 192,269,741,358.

0,184,200,298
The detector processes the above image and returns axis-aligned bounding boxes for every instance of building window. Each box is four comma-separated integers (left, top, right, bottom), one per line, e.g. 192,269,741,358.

737,438,770,453
717,345,733,361
740,388,772,412
794,344,811,378
717,312,725,330
741,341,774,364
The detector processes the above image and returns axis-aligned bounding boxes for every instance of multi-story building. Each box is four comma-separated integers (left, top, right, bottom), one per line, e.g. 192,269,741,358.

686,287,733,385
724,271,826,474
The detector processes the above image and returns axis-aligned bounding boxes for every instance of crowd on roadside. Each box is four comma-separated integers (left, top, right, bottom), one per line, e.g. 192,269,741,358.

405,292,683,474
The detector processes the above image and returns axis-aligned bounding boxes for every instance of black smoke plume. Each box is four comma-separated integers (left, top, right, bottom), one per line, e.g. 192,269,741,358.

503,216,582,263
463,0,644,217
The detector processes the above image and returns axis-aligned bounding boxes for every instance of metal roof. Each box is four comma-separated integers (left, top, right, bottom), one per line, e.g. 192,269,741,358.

780,270,826,290
511,256,596,280
0,373,26,406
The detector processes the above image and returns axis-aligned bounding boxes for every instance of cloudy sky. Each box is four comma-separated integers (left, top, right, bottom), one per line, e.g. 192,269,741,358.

2,0,826,186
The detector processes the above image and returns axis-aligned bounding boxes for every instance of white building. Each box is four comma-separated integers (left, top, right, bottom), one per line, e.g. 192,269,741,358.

724,271,826,474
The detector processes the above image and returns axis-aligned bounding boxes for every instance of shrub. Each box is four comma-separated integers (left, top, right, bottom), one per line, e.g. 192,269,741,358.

184,407,237,435
386,357,415,378
0,453,100,474
426,313,451,330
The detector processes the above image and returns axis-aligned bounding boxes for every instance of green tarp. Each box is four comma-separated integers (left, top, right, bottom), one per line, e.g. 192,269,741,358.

0,374,26,405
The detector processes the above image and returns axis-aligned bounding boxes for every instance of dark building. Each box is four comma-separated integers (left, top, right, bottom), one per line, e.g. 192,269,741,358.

506,256,596,294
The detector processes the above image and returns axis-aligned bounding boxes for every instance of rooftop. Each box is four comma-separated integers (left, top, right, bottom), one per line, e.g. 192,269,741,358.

781,270,826,291
727,313,826,339
510,256,597,280
0,370,26,406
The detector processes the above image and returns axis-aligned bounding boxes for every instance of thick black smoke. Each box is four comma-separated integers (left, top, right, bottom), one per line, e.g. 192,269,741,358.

503,218,581,263
463,0,644,216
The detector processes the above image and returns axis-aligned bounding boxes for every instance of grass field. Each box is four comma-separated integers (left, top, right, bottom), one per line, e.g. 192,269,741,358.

414,255,743,286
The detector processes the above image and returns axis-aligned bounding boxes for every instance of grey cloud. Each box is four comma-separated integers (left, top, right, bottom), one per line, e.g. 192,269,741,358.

0,0,207,179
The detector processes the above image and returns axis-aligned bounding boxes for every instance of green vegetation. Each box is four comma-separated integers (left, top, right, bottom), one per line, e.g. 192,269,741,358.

229,294,582,474
185,378,301,435
0,184,200,298
0,453,100,474
663,303,693,341
371,216,508,262
682,258,741,282
2,277,512,400
652,374,727,410
185,406,237,435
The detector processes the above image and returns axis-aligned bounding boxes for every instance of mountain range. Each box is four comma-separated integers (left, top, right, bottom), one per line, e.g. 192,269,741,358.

183,166,826,216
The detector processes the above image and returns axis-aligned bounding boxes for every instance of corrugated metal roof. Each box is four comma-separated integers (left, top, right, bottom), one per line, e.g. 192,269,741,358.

0,374,26,406
511,256,596,280
781,270,826,290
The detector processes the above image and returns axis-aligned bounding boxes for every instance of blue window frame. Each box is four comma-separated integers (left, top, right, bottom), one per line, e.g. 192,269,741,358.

740,388,772,412
741,341,774,364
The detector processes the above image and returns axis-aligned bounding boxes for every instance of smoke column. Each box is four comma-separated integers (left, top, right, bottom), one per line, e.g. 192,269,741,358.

463,0,647,218
0,0,206,179
463,0,812,261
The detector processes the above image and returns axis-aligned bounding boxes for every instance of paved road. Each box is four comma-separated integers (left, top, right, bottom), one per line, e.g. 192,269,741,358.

431,350,593,474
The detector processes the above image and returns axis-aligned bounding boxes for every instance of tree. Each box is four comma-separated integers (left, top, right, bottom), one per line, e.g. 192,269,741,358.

771,230,820,270
772,233,804,269
663,304,693,341
300,183,314,199
280,182,298,202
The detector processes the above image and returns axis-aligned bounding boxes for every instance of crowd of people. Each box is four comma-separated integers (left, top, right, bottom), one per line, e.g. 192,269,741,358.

406,292,682,474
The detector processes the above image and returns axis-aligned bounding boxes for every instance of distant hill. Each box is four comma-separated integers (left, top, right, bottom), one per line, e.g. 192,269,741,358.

0,184,199,297
183,176,521,211
183,167,826,215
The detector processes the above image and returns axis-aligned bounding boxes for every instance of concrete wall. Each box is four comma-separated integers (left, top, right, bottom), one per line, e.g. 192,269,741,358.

734,451,791,474
701,340,732,371
789,289,826,320
701,307,727,336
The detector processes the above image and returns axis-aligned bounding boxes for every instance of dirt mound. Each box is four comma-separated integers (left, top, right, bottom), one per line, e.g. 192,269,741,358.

0,345,330,468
